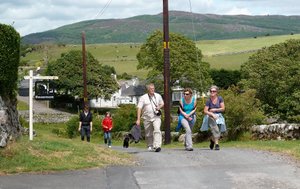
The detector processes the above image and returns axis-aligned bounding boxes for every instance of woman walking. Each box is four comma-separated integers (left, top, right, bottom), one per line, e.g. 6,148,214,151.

201,85,226,150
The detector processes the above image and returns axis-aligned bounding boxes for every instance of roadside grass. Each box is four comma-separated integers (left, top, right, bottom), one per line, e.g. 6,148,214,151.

17,100,29,110
0,123,134,175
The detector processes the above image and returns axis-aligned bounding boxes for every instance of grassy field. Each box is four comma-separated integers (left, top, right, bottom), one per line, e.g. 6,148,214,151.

21,34,300,77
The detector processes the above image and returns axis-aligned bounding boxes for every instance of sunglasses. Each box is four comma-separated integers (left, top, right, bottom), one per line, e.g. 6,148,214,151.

184,93,190,96
210,90,217,93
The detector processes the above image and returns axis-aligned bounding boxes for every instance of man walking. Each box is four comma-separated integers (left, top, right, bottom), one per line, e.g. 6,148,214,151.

78,105,93,142
136,83,164,152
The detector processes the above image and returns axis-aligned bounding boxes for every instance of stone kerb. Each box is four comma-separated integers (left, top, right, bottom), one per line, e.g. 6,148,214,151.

251,123,300,140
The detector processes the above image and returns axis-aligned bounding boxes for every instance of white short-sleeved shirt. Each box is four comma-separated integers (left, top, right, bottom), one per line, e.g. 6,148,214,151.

137,92,164,120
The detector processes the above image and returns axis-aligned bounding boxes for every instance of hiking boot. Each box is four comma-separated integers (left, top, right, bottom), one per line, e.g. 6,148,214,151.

215,144,220,150
209,139,215,150
155,147,161,152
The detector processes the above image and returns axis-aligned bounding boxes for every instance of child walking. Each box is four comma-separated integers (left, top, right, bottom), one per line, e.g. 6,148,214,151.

102,112,113,148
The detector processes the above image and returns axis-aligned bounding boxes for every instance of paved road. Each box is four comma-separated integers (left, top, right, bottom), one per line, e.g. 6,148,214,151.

1,146,300,189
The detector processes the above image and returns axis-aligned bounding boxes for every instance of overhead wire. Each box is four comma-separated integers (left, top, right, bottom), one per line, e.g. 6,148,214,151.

188,0,205,96
95,0,113,19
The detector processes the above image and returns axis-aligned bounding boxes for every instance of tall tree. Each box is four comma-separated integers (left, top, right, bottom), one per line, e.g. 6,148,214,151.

47,50,118,99
240,39,300,122
137,30,212,93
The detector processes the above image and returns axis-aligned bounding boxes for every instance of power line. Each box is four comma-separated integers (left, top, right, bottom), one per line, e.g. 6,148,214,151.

95,0,113,19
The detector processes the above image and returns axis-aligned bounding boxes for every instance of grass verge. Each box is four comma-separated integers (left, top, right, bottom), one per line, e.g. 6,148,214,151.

0,123,134,175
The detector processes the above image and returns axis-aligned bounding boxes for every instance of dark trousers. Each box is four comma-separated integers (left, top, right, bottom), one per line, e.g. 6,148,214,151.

81,126,91,142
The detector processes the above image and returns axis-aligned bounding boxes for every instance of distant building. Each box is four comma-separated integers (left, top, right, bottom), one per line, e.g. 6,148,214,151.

89,77,146,108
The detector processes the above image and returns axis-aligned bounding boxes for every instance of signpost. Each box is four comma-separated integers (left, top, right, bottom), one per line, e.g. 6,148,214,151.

24,70,58,140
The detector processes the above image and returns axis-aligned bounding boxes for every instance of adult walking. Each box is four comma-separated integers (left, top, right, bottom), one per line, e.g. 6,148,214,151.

200,85,226,150
177,88,197,151
136,83,164,152
78,105,93,142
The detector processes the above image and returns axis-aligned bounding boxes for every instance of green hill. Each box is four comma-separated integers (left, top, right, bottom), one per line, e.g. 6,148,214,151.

21,11,300,44
21,34,300,78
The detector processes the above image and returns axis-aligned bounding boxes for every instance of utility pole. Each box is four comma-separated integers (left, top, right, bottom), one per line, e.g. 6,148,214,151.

82,31,88,107
163,0,171,144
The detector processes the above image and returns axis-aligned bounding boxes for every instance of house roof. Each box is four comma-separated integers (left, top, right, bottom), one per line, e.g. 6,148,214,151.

121,85,146,96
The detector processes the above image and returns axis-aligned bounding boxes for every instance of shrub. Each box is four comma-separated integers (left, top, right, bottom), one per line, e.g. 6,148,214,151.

221,87,265,140
113,104,137,132
66,116,79,138
0,24,20,97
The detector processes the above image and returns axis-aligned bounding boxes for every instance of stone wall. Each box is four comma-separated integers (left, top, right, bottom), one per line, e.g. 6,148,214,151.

251,123,300,140
0,96,23,147
18,111,72,123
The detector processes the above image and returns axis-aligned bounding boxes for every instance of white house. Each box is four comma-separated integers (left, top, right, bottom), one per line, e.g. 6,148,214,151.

89,77,146,108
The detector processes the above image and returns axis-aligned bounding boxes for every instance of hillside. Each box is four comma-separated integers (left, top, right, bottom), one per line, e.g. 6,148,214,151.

22,11,300,44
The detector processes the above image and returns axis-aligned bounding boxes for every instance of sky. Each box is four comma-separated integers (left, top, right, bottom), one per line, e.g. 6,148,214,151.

1,0,300,37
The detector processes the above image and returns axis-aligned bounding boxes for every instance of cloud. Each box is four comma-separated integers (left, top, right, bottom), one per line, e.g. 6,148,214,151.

1,0,300,36
225,7,252,15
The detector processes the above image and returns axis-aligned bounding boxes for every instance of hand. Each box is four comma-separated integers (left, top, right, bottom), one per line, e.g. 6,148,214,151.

212,114,218,120
136,119,140,126
90,128,93,132
78,127,81,132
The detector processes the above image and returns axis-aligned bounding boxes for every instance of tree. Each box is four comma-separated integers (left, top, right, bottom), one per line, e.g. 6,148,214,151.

240,39,300,122
210,69,241,89
137,30,212,93
47,50,118,99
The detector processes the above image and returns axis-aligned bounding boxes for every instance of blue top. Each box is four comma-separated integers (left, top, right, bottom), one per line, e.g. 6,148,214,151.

182,97,195,114
175,97,196,132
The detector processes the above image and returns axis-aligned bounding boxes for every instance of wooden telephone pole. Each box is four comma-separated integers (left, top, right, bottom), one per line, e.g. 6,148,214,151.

82,32,88,107
163,0,171,144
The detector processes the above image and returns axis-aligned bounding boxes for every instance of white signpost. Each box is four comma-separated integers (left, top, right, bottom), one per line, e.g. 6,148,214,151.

24,70,58,140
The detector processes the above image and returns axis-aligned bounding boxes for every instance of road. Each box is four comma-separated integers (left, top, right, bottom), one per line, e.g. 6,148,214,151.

0,146,299,189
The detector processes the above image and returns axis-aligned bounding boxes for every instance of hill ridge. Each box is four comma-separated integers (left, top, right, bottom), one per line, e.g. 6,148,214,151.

21,10,300,44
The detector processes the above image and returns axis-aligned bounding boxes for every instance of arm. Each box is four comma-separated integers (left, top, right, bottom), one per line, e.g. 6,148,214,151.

78,113,82,131
187,101,197,117
156,95,164,110
209,102,225,113
78,121,82,132
136,107,142,126
204,105,218,120
90,113,93,132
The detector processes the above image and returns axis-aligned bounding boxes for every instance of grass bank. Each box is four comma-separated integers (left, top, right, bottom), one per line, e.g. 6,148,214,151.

0,123,134,175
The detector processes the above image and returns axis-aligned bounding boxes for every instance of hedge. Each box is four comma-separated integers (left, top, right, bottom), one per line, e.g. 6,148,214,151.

0,24,20,97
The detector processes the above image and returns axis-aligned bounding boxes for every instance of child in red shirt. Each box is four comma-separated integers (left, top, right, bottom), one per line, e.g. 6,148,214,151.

102,112,113,148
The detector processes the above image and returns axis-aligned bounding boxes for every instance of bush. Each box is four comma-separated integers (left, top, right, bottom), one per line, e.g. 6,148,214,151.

0,24,20,97
113,104,137,132
66,113,104,139
66,116,79,138
221,87,265,140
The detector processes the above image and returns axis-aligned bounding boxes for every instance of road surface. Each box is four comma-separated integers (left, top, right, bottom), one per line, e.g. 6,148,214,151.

0,146,299,189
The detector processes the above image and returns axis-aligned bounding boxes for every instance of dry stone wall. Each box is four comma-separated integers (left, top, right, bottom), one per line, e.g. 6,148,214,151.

251,123,300,140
